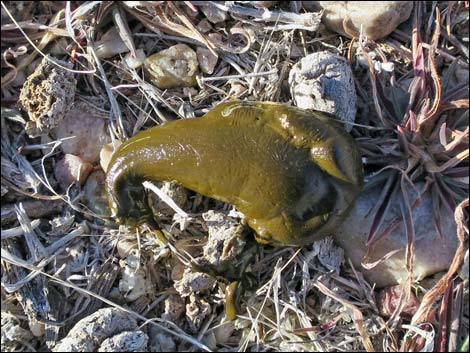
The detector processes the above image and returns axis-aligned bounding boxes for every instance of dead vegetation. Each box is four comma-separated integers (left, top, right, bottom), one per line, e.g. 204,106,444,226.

1,1,468,352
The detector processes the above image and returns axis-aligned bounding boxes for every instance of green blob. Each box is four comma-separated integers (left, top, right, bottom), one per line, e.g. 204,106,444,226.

106,101,363,246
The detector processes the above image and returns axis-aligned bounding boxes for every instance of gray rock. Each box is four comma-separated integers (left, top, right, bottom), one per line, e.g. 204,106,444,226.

94,27,129,59
334,182,460,287
98,331,148,352
200,3,227,23
174,268,215,297
304,1,413,40
54,101,111,164
289,51,356,131
54,154,93,187
53,308,139,352
144,44,199,89
197,47,218,75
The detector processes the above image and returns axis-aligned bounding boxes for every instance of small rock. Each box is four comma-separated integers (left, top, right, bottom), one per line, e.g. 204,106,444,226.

98,330,148,352
208,32,223,43
376,285,420,319
334,182,460,287
19,56,76,137
289,51,356,131
95,27,129,59
144,44,199,89
53,308,138,352
170,259,186,281
174,268,215,297
196,47,218,75
124,49,146,69
213,319,236,345
228,82,247,97
54,154,93,187
200,4,227,23
83,170,111,217
54,101,111,164
304,1,413,40
196,19,213,33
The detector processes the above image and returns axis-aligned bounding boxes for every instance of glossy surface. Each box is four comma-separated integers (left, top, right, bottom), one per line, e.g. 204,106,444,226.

106,101,363,246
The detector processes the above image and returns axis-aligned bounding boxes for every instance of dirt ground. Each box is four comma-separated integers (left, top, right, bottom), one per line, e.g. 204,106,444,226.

1,2,469,352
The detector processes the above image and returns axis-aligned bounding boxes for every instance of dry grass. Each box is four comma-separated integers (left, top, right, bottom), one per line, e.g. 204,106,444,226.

1,1,468,352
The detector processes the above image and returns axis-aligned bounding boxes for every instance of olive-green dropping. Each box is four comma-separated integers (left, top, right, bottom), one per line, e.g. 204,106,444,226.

105,101,363,246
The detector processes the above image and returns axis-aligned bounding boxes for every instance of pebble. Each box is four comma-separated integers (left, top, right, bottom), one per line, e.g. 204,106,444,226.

289,51,356,131
334,182,460,287
98,331,148,352
174,268,215,297
196,19,213,33
376,285,420,319
54,101,111,164
199,3,227,23
124,49,146,69
94,27,129,59
303,1,413,40
53,308,142,352
197,47,219,75
144,44,199,89
54,154,93,187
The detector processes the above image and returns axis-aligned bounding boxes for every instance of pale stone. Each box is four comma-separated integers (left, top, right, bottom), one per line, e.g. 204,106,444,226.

196,19,213,33
144,44,199,89
334,182,460,287
54,101,111,164
54,154,93,187
53,308,139,352
289,51,356,131
174,268,215,297
197,47,218,75
94,27,129,59
304,1,413,40
200,3,227,23
98,331,148,352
